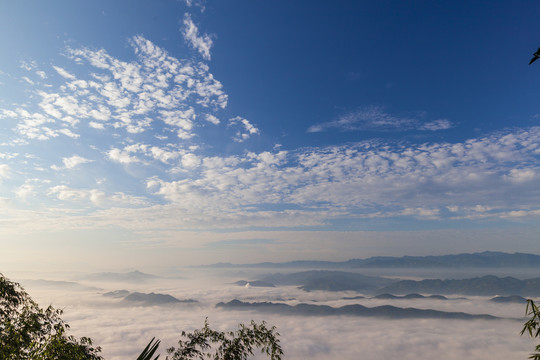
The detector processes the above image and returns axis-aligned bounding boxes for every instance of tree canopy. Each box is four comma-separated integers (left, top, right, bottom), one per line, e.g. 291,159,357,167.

0,273,103,360
522,299,540,360
165,319,283,360
1,272,283,360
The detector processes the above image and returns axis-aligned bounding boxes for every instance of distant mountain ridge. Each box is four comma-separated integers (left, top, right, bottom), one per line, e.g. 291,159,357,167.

81,270,161,283
18,279,101,291
489,295,528,304
102,290,197,305
378,275,540,296
234,280,276,287
256,271,394,292
201,251,540,269
216,300,498,320
244,271,540,296
372,293,448,300
123,292,197,305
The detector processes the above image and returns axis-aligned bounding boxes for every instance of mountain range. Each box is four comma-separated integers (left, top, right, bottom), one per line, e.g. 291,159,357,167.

235,280,276,287
372,293,448,300
489,295,528,304
216,300,499,320
203,252,540,269
242,271,540,297
378,275,540,296
256,271,394,292
103,290,197,305
80,270,161,283
18,279,101,291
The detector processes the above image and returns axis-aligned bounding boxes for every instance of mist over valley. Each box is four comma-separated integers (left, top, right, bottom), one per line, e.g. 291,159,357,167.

5,251,539,359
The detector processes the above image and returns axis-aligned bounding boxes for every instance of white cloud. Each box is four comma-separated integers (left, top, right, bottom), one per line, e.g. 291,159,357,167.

308,106,417,133
504,168,535,184
181,153,200,168
13,110,58,140
36,70,47,79
20,60,37,71
182,13,213,61
14,184,35,200
62,155,93,169
89,121,105,130
0,152,18,160
89,105,111,121
160,109,195,136
308,107,454,133
229,116,260,142
419,118,454,131
47,185,148,207
61,35,226,140
400,207,440,219
38,91,89,121
149,146,182,163
1,34,231,156
53,66,76,80
183,0,206,10
100,81,130,109
57,128,79,139
48,185,96,202
21,76,34,85
205,114,220,124
1,35,539,234
0,164,10,178
137,126,540,228
107,147,142,164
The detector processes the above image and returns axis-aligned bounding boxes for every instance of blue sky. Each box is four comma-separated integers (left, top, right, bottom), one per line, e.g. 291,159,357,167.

1,0,540,269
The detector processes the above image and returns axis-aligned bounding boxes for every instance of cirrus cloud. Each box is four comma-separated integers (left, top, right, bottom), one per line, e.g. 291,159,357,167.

308,106,454,133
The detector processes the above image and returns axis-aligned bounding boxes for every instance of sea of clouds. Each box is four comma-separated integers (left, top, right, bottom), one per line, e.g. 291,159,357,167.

6,267,536,360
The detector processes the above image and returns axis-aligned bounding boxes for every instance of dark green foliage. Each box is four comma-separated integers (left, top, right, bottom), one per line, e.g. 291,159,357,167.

137,337,161,360
522,299,540,360
0,273,102,360
165,319,283,360
1,272,284,360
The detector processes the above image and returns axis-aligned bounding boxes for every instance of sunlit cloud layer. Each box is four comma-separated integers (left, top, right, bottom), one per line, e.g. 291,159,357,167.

19,273,534,360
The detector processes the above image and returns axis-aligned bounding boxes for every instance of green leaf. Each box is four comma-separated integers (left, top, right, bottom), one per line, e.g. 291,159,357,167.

136,337,161,360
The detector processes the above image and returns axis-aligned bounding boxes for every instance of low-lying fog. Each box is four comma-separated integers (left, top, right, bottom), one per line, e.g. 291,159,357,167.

5,267,537,360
